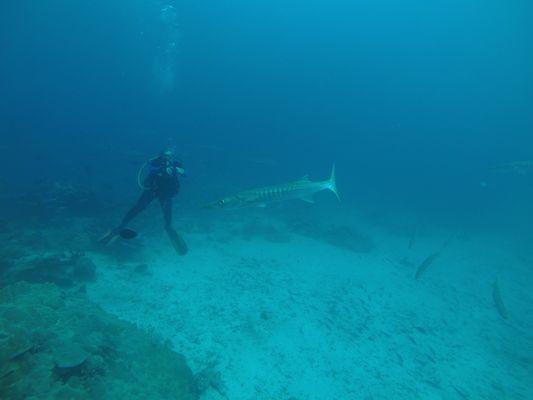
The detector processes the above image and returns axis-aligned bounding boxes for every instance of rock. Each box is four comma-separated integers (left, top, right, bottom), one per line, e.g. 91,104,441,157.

134,263,149,275
53,345,88,380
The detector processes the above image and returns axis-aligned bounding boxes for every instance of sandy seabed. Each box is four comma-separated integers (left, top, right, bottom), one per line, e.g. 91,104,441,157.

86,213,533,400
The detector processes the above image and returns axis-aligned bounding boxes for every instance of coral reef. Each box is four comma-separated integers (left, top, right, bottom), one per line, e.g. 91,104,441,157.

0,282,198,400
5,251,97,288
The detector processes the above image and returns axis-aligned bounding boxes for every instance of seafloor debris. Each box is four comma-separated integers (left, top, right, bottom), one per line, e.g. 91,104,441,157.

0,282,198,399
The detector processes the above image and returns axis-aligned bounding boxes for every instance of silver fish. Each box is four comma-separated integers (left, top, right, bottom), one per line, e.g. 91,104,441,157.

206,165,339,209
414,251,440,280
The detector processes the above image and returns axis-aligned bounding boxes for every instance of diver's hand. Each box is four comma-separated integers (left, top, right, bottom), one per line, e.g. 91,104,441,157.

176,167,186,176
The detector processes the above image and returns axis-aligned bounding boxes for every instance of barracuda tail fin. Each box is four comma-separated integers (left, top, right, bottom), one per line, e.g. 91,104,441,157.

328,164,340,200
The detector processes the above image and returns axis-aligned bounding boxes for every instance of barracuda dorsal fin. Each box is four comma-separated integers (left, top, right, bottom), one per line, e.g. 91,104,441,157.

299,174,310,181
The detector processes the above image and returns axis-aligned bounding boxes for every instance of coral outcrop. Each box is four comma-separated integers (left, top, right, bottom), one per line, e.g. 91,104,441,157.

0,282,198,400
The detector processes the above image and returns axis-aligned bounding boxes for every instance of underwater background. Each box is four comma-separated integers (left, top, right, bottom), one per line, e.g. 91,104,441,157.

1,0,532,399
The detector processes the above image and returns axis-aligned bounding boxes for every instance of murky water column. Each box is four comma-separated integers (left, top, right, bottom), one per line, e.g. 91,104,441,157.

153,2,180,93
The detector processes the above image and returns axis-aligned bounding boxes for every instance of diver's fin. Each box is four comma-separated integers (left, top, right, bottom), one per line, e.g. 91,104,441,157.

98,230,119,246
301,196,315,204
166,228,188,256
257,203,267,208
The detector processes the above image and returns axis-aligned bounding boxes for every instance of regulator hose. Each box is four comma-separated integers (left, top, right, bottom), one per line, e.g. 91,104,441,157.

137,161,150,190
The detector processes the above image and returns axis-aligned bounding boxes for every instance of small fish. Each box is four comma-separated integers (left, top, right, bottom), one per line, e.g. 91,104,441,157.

492,279,508,320
452,385,469,400
414,235,455,280
490,160,533,175
414,252,440,280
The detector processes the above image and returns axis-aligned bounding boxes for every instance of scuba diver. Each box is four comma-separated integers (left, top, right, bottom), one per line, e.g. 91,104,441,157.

99,148,188,255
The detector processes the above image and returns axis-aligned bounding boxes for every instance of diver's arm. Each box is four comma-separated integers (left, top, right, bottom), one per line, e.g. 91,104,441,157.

142,158,161,189
174,161,186,176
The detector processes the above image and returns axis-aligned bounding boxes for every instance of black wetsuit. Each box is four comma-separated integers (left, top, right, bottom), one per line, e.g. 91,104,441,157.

117,156,185,244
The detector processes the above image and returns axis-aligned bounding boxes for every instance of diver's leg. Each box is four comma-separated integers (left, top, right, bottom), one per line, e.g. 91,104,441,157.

160,196,188,255
99,190,155,245
118,190,156,229
160,196,173,231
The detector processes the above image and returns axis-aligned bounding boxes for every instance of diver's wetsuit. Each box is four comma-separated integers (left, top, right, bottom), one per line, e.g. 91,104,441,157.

112,156,188,254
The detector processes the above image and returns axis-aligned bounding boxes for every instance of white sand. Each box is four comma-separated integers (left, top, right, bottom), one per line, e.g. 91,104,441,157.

86,215,533,399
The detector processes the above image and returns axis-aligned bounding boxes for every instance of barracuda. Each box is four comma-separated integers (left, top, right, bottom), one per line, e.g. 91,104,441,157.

206,165,339,209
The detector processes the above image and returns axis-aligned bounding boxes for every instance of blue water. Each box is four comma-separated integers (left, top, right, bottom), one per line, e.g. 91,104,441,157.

1,1,532,399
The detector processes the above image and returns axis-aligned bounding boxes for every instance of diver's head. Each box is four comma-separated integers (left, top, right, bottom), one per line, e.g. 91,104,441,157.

160,147,175,161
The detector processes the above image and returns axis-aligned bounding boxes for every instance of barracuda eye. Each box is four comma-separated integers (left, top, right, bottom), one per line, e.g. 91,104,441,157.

218,199,225,207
